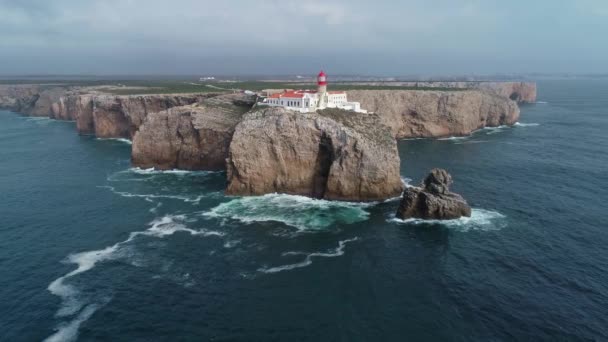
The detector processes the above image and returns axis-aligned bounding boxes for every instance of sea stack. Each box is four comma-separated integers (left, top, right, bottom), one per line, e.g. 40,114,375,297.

396,168,471,220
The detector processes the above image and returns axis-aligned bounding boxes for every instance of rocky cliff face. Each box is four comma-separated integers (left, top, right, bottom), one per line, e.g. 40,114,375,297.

73,93,216,138
347,90,520,138
131,94,255,170
477,82,537,103
225,107,404,201
0,85,41,112
338,81,537,104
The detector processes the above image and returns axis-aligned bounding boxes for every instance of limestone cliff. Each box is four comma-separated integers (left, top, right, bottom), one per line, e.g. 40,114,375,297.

131,94,255,170
225,107,404,201
73,93,217,138
347,90,520,138
337,81,537,103
477,82,537,103
0,85,41,112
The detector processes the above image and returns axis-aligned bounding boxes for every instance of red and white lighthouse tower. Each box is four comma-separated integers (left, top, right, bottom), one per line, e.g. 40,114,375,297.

317,70,328,94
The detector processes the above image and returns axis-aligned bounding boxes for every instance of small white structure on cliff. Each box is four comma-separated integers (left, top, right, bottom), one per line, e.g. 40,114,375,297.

263,71,366,113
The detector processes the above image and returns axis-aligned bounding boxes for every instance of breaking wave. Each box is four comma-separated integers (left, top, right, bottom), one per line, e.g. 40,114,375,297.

45,215,225,342
389,209,507,232
204,193,370,231
96,137,132,145
128,167,220,176
514,122,540,127
438,136,470,141
482,125,509,135
258,237,359,274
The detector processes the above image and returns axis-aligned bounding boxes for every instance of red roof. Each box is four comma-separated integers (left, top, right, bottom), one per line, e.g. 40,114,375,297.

268,90,316,99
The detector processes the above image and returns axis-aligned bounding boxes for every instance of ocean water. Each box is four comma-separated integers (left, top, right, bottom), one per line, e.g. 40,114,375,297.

1,80,607,341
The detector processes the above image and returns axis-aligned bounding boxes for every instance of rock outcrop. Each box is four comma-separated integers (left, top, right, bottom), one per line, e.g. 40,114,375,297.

131,94,256,170
0,85,41,112
347,90,520,139
225,107,404,201
396,169,471,220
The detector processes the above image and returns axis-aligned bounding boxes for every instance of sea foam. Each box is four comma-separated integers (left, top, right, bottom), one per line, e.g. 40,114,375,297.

45,214,225,342
258,237,360,274
514,122,540,127
96,137,132,145
204,193,370,231
389,209,507,232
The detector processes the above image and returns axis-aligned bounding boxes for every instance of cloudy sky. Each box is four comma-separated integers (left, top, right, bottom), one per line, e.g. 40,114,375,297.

1,0,607,76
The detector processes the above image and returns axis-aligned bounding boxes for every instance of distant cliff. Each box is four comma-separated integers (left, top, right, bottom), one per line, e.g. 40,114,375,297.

348,90,520,138
64,93,215,138
340,81,537,104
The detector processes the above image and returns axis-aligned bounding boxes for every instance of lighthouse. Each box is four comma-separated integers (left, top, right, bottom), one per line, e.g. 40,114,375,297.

317,70,328,108
263,70,367,113
317,70,328,94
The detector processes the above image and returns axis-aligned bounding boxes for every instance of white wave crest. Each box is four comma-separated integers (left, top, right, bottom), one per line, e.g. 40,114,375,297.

438,136,470,141
45,214,224,341
96,137,132,145
128,167,218,176
482,125,509,135
536,101,548,104
514,122,540,127
204,193,370,231
258,237,359,274
389,209,507,232
98,185,208,204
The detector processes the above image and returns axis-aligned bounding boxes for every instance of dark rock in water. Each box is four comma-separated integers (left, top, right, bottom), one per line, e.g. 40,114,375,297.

396,168,471,220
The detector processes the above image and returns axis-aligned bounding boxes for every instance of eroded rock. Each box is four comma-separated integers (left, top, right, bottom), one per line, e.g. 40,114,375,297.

347,90,520,139
225,107,404,201
396,169,471,220
131,93,255,170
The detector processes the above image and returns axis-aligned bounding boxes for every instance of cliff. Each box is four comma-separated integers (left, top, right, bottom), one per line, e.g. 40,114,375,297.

71,93,217,138
477,82,537,103
336,81,537,103
347,90,520,138
132,93,256,170
225,107,404,201
0,85,41,112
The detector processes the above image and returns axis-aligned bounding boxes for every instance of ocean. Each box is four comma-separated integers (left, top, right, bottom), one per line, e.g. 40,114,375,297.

1,80,607,341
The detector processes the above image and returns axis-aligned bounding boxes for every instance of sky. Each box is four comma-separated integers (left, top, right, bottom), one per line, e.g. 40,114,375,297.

1,0,607,76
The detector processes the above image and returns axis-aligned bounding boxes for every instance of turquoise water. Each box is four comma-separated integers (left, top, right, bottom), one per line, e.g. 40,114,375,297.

1,80,607,341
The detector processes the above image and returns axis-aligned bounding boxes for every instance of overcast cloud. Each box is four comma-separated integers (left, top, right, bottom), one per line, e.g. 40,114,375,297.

1,0,607,75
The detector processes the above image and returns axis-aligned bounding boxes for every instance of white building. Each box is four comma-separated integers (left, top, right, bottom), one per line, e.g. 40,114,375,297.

263,71,367,113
